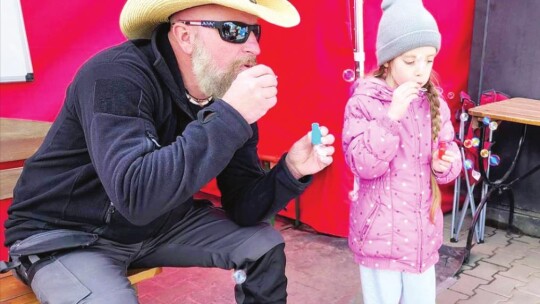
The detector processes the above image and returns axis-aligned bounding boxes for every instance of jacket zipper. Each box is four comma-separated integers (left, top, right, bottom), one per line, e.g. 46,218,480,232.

410,103,424,272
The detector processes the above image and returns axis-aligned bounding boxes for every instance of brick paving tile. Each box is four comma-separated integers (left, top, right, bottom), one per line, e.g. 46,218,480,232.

515,235,540,245
499,264,540,282
463,251,490,266
503,240,538,257
516,276,540,298
485,230,514,246
438,277,458,293
456,289,508,304
513,251,540,269
138,293,168,304
462,261,507,281
469,241,506,257
499,290,540,304
449,273,489,296
436,289,469,304
484,251,524,267
478,274,526,297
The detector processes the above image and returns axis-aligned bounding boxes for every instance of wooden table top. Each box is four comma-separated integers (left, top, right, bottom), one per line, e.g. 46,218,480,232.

0,118,52,163
468,98,540,126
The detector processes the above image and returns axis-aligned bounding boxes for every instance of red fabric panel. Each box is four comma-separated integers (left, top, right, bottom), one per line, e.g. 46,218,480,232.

0,1,126,120
257,1,355,236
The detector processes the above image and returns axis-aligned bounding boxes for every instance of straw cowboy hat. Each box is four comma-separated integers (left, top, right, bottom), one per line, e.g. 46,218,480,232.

120,0,300,39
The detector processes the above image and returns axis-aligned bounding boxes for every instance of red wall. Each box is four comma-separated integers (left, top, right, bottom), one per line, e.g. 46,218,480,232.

0,0,475,261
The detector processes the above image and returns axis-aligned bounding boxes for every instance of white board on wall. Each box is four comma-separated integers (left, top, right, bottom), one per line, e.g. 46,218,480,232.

0,0,33,83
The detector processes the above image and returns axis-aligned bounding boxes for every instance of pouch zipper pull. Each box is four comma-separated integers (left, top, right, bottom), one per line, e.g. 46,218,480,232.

105,202,115,224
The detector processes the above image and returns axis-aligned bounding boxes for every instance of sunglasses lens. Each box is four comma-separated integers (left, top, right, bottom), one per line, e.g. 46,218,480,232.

221,22,246,43
221,22,259,43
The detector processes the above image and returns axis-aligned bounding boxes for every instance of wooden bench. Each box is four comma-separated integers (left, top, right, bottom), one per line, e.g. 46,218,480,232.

0,118,162,302
0,118,54,262
0,267,162,303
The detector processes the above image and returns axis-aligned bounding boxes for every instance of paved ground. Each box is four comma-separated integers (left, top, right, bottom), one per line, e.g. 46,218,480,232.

137,213,540,304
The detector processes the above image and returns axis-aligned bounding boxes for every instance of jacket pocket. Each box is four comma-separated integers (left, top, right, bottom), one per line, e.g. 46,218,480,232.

358,203,380,252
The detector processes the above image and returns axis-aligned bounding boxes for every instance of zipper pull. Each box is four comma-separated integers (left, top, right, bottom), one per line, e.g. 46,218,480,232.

145,131,162,148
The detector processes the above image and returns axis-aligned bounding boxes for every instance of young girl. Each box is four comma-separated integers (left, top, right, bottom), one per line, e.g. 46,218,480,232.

342,0,462,303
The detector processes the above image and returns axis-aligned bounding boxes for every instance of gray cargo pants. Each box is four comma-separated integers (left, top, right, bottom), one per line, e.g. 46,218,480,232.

12,203,286,303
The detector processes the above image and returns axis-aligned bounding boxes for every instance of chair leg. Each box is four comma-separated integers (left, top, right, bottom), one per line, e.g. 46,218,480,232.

294,197,300,228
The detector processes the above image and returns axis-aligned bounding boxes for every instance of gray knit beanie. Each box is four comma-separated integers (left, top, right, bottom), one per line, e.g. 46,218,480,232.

376,0,441,66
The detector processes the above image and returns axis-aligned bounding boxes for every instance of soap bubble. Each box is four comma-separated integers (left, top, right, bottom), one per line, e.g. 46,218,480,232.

489,155,501,166
342,69,356,82
480,149,489,158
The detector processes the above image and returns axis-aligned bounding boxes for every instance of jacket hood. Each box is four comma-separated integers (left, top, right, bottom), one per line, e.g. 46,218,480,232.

352,77,394,103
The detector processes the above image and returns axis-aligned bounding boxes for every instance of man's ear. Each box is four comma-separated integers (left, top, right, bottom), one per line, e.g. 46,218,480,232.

170,23,195,54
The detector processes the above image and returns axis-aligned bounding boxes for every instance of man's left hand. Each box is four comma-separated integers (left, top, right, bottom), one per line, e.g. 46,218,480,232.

285,125,335,179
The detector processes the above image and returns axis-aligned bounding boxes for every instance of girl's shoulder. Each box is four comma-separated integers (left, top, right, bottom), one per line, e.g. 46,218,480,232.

348,77,393,103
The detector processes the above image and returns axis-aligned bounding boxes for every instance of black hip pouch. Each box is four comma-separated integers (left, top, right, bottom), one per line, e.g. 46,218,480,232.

1,229,98,284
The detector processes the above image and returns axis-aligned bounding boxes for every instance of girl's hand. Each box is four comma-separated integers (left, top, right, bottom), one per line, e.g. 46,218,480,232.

432,149,459,173
387,81,421,121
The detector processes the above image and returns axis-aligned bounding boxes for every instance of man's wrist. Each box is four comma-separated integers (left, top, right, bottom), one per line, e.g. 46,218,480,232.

285,155,303,180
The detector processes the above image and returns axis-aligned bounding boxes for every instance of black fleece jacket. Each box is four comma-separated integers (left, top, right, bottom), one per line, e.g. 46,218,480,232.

4,24,310,246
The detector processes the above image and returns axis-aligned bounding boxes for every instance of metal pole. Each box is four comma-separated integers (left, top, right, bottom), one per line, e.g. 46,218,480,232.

354,0,365,78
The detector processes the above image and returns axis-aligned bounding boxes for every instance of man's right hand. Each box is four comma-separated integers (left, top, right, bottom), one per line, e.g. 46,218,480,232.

222,64,278,124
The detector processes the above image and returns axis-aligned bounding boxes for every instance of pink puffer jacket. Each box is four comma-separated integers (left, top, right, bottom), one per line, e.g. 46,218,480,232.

342,77,462,273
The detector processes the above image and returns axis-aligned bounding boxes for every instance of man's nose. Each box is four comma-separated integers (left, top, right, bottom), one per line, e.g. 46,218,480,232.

243,33,261,56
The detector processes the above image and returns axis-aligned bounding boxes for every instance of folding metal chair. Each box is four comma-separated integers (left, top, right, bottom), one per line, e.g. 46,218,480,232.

451,92,482,243
450,91,509,243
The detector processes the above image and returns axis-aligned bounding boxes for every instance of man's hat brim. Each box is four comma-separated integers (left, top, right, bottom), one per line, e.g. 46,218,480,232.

120,0,300,39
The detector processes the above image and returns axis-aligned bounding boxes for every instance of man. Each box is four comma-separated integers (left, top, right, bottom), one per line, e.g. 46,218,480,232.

3,0,335,303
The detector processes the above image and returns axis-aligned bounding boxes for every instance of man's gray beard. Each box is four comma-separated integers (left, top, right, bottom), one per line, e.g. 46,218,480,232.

192,38,257,99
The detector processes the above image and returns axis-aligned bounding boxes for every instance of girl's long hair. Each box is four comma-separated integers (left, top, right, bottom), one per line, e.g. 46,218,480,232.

374,65,442,223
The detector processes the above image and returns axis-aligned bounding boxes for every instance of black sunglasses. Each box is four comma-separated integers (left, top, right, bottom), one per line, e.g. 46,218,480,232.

173,20,261,44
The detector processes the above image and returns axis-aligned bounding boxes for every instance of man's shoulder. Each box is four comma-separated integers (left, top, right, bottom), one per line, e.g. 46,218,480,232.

82,39,152,71
70,39,156,87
